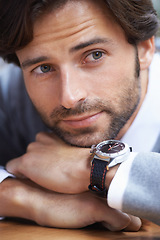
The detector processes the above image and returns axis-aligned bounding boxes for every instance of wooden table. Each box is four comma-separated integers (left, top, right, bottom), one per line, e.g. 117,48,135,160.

0,219,160,240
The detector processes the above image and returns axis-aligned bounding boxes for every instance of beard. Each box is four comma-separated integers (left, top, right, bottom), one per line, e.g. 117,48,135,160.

35,52,141,147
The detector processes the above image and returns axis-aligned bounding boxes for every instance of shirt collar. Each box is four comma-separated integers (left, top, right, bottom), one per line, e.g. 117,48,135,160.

121,53,160,152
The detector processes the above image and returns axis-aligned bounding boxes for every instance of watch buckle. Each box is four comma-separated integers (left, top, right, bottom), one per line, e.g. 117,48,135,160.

88,184,107,198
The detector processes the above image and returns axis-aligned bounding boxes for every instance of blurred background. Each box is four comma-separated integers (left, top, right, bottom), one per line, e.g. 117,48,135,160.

152,0,160,18
152,0,160,50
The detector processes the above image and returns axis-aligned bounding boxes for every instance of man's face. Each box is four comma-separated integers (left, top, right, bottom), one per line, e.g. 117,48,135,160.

17,0,141,147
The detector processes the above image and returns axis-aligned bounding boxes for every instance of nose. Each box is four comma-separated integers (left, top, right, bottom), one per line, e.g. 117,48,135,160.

59,66,88,109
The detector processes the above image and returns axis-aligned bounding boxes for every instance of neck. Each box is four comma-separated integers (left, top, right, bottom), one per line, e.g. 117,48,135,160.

116,69,149,140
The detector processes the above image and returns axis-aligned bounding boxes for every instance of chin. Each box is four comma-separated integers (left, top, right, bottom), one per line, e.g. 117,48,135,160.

60,133,109,148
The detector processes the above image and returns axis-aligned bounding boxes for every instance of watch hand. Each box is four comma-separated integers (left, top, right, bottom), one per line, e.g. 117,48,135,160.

108,145,112,150
108,143,118,151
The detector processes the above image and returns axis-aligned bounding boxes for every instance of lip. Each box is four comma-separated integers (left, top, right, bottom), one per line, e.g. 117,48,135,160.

60,112,103,129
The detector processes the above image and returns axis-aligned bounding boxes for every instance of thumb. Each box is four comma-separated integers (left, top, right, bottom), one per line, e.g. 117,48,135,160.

6,157,26,178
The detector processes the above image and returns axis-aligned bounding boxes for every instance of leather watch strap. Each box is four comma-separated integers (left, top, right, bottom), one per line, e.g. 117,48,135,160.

88,158,109,198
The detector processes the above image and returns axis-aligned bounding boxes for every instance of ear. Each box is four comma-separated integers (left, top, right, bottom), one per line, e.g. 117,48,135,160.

137,36,155,70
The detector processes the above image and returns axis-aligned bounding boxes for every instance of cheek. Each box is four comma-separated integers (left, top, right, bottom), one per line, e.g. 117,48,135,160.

24,75,59,112
88,69,123,99
89,62,136,109
93,55,135,93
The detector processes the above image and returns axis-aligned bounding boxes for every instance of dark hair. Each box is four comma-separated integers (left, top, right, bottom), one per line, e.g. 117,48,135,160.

0,0,159,66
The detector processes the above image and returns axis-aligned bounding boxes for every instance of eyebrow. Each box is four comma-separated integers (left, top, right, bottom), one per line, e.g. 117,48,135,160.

70,37,112,52
21,37,112,69
21,56,49,69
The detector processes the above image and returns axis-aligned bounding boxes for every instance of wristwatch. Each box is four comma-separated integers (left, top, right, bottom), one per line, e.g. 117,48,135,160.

88,140,132,197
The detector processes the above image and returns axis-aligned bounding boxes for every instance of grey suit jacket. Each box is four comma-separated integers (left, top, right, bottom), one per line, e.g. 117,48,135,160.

0,62,48,165
122,152,160,226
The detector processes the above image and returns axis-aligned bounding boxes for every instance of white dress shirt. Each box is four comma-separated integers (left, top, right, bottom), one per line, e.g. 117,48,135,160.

108,53,160,209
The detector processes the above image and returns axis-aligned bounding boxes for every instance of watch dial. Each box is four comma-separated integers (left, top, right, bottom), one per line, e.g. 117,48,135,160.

100,141,125,153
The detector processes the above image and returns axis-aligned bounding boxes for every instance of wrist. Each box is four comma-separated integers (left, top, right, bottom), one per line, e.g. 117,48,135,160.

0,178,37,220
88,140,131,198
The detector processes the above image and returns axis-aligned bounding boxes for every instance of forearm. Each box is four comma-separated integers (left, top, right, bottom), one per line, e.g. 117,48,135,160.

0,177,53,223
0,176,141,231
0,167,15,219
107,152,160,225
0,177,39,220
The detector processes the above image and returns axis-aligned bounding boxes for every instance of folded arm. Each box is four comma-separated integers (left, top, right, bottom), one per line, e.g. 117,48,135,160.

0,177,141,231
6,132,160,226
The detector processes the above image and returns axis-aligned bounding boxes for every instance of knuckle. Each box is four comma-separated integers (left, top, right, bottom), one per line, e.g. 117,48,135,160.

35,131,50,142
19,153,33,171
35,132,45,141
19,154,29,169
26,142,33,152
26,142,38,152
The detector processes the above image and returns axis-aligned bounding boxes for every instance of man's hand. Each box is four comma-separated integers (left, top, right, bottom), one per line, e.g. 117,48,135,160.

5,132,142,232
0,178,141,231
6,132,91,194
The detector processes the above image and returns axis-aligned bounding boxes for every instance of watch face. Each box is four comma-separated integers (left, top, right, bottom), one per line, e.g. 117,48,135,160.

100,141,125,154
91,140,130,161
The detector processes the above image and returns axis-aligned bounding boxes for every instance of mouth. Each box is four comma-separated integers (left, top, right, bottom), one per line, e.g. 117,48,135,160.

59,112,103,129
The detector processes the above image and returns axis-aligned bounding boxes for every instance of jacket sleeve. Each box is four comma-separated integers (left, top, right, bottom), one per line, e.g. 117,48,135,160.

108,152,160,225
0,61,27,165
0,59,48,166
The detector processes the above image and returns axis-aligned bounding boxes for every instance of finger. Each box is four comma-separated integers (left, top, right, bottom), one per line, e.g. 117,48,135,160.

26,141,44,152
6,157,24,177
101,209,131,231
123,215,142,232
35,132,53,144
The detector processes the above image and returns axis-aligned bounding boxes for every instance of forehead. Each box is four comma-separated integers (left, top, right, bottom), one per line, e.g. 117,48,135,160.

35,0,124,42
17,0,126,60
34,0,112,28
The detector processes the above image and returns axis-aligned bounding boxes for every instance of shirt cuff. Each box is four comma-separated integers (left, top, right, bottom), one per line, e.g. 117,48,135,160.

0,166,15,183
107,152,138,210
0,166,15,220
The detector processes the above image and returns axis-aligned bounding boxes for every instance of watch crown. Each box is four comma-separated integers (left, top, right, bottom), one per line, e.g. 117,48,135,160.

90,145,96,154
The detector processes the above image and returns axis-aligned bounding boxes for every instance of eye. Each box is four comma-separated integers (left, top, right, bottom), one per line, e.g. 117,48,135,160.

92,51,103,60
83,51,105,64
33,64,53,74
